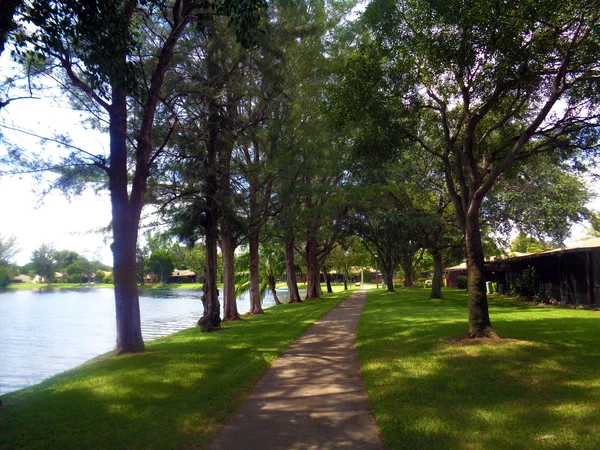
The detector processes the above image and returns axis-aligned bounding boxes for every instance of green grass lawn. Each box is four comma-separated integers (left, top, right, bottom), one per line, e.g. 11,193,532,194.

358,288,600,449
3,282,115,290
0,289,353,449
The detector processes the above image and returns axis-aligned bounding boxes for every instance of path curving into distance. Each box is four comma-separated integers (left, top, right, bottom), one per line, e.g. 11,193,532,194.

209,289,384,450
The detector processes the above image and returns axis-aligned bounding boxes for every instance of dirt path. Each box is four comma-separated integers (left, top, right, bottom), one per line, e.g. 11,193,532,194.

208,289,384,450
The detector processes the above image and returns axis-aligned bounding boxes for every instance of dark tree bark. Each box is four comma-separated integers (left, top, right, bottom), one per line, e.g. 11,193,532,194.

285,235,302,303
325,270,333,293
271,287,281,305
465,211,495,338
197,91,222,332
198,207,221,331
343,270,348,291
305,231,321,299
385,268,396,293
110,84,144,353
220,224,241,321
402,255,415,288
248,227,264,314
430,250,444,299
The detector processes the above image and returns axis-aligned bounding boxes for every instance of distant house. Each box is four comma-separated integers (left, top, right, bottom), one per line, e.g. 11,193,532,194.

444,239,600,307
168,269,197,284
444,253,527,289
487,238,600,306
31,272,64,284
32,274,47,284
11,274,31,283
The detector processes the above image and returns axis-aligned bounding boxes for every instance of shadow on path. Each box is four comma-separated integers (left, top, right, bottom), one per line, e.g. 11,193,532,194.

209,290,384,450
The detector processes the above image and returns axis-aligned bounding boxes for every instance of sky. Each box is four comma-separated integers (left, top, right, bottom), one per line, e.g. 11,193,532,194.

0,68,115,266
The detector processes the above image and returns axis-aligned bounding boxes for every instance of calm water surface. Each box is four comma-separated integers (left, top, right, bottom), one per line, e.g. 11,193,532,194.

0,286,293,395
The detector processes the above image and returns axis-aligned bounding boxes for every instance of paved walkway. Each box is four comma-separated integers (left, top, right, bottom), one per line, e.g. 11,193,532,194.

209,289,384,450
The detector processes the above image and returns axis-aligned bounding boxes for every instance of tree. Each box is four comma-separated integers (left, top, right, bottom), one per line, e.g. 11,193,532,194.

585,211,600,238
31,243,57,286
0,267,10,287
0,233,19,265
147,250,175,288
15,0,266,352
510,234,552,254
347,204,406,292
336,0,600,337
135,244,149,286
327,237,369,290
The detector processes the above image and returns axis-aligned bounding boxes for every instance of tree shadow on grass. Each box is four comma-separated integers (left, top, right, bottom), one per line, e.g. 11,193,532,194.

0,294,349,449
359,289,600,450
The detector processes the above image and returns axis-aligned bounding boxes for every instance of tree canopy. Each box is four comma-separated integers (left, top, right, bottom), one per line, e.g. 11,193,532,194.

1,0,598,345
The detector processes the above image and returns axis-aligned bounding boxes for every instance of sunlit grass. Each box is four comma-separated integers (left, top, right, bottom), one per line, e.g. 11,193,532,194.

3,283,114,290
0,289,352,449
358,289,600,449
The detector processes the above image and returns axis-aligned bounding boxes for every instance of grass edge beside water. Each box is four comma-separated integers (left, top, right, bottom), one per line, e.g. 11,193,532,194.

0,286,356,449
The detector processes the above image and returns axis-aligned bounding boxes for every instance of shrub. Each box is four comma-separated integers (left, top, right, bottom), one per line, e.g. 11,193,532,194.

393,282,403,290
95,270,105,283
414,279,425,288
0,268,10,287
103,274,114,284
512,265,547,301
456,276,468,289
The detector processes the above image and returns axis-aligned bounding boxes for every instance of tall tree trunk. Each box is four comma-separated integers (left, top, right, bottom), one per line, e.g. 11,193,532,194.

306,232,320,299
248,228,263,314
271,286,282,305
385,268,396,293
285,236,302,303
430,250,444,299
343,270,348,291
199,212,221,331
465,212,495,338
401,254,415,287
325,270,333,294
198,97,222,332
110,85,144,354
221,225,241,321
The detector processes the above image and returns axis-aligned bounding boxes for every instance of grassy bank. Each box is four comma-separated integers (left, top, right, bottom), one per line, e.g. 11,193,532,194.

0,288,354,449
3,282,114,290
358,288,600,449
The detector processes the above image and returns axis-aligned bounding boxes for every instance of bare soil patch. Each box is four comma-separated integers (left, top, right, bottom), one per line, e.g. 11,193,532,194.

442,337,528,346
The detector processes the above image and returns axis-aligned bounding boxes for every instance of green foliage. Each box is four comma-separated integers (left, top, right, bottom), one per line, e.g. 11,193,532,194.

358,288,600,449
103,274,113,284
31,243,57,284
95,269,105,283
0,267,10,287
0,290,350,449
0,233,19,265
510,233,552,254
456,276,468,290
147,250,175,286
585,211,600,238
485,156,591,243
511,265,546,301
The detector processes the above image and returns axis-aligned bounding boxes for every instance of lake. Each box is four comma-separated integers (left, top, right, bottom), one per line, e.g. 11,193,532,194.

0,286,294,396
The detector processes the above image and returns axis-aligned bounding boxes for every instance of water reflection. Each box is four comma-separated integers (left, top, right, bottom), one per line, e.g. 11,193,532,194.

0,286,299,395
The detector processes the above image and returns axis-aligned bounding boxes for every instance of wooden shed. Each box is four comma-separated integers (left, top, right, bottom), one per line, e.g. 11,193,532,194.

487,238,600,307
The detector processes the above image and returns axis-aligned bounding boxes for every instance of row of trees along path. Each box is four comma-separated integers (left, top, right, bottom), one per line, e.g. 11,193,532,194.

2,0,598,356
